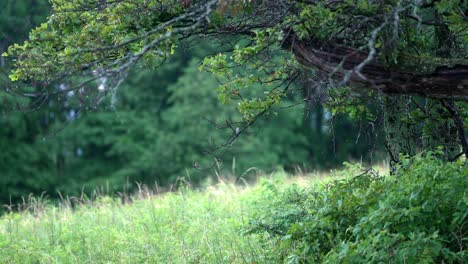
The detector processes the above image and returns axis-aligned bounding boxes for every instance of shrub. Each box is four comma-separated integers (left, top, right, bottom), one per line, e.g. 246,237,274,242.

245,153,467,263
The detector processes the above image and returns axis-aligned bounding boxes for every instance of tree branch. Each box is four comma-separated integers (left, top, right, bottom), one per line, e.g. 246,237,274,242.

283,32,468,101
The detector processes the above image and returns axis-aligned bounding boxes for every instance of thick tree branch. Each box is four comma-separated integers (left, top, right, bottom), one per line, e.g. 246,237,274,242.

283,32,468,101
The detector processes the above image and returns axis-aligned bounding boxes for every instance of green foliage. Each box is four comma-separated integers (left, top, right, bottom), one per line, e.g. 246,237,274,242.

0,0,387,211
200,30,297,122
18,41,311,195
246,154,467,263
326,88,375,120
0,108,57,200
0,0,58,211
0,0,49,45
3,0,467,123
5,0,184,82
0,35,382,210
293,3,339,40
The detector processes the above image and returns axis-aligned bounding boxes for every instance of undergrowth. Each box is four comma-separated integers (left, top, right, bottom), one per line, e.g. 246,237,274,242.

246,153,467,263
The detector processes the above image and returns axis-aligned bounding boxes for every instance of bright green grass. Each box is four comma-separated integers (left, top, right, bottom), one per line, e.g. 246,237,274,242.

0,172,332,263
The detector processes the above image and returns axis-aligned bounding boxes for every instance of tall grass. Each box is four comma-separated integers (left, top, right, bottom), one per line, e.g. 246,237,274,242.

0,171,329,263
2,157,463,263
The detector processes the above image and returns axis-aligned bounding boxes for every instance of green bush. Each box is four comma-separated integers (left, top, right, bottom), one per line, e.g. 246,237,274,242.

246,154,467,263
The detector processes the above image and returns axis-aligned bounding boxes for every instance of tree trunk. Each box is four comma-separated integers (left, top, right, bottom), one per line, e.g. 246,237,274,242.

384,95,418,174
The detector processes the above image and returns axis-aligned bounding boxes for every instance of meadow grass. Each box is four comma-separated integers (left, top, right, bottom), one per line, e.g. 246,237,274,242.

1,159,462,263
0,171,335,264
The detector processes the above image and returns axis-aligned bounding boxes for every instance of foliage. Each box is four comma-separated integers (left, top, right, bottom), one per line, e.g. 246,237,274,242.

0,0,49,46
245,154,467,263
0,0,59,209
52,54,310,190
4,0,184,82
51,46,378,191
5,0,467,100
2,0,466,223
2,0,466,173
0,0,383,207
0,31,382,211
200,29,298,121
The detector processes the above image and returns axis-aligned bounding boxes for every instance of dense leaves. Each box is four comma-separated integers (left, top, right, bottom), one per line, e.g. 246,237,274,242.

246,154,467,263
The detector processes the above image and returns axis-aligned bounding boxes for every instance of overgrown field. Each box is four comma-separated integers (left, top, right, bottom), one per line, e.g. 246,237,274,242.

0,154,466,263
0,171,315,263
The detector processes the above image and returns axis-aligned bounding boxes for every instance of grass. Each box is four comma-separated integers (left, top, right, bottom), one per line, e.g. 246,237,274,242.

2,158,464,263
0,171,336,264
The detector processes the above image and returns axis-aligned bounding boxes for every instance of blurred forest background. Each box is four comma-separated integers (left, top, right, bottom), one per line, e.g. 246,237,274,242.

0,0,384,211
